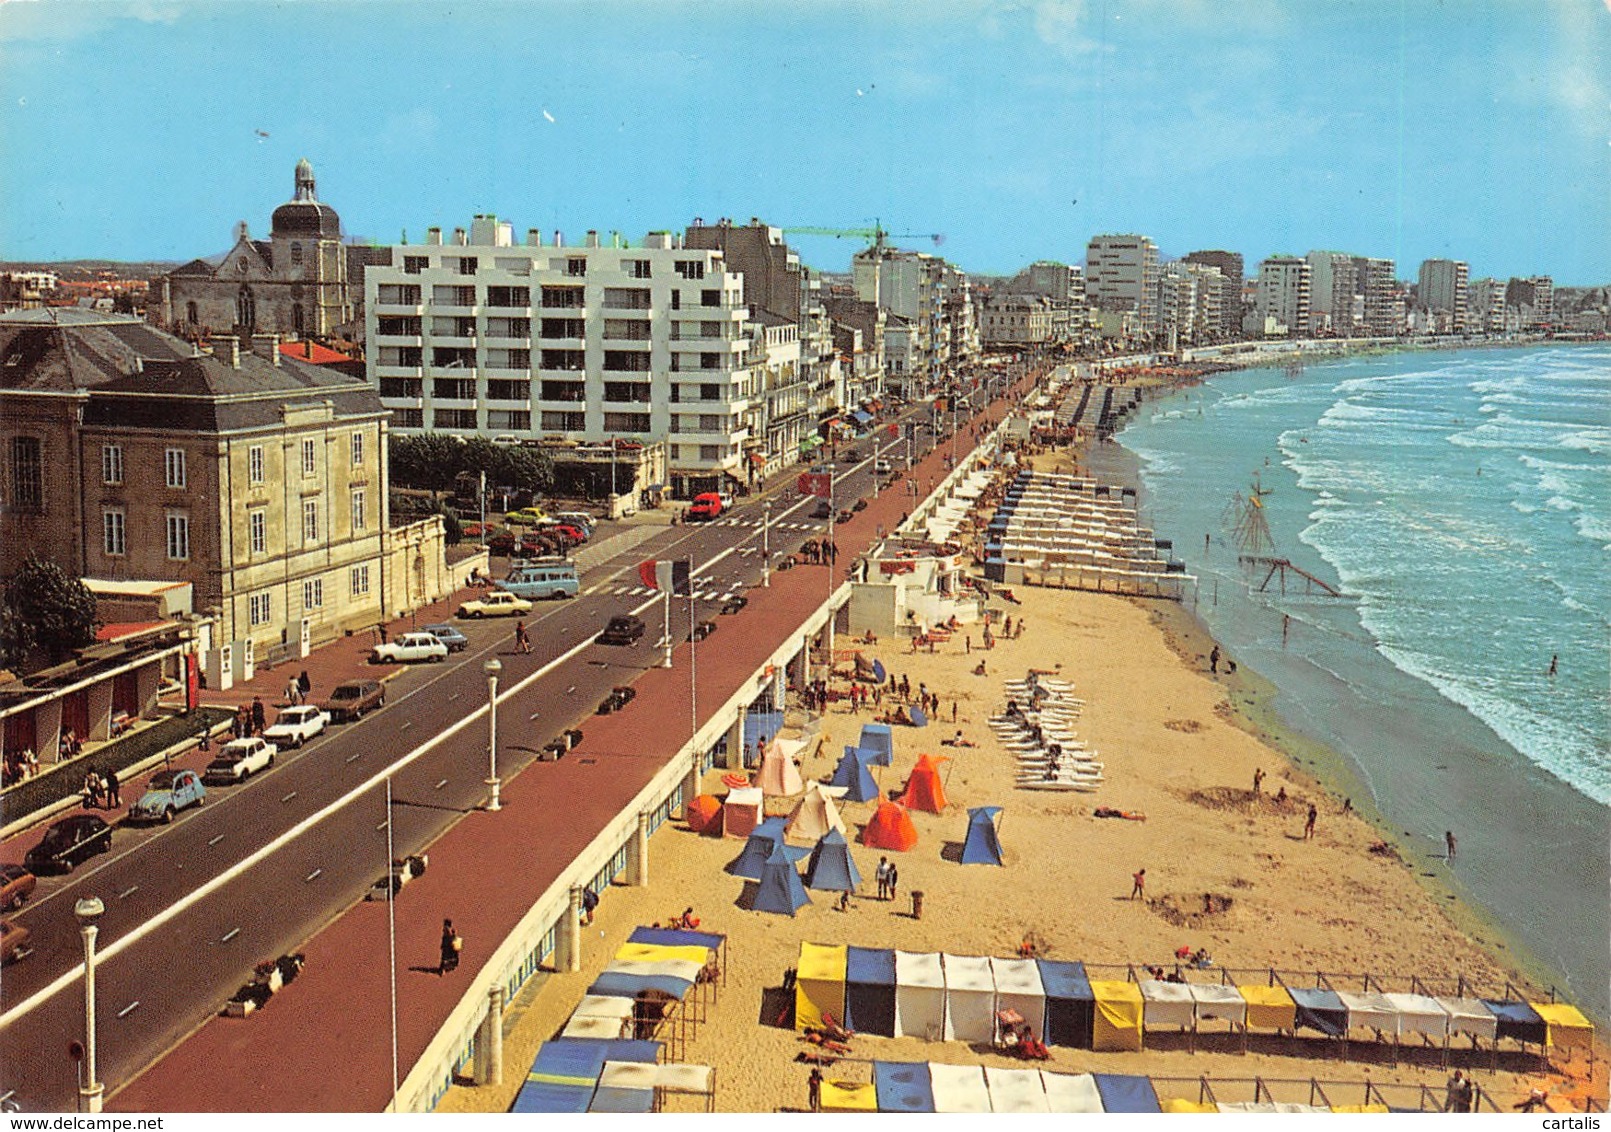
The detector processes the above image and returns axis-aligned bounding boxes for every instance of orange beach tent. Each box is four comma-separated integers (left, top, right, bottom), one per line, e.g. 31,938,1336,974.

899,754,949,813
861,800,919,852
684,794,723,835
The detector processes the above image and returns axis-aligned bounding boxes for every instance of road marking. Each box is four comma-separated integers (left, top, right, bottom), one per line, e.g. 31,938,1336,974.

448,692,462,702
375,819,389,831
346,751,363,763
117,886,138,901
399,721,412,731
305,869,322,883
220,928,240,944
207,834,224,846
435,778,448,790
528,711,540,720
281,791,297,804
117,1001,140,1019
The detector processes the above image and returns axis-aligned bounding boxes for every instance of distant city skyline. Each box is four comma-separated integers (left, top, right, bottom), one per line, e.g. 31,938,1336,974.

1,1,1607,283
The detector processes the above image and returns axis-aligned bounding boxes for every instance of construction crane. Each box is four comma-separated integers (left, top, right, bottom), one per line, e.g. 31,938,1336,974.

780,222,943,257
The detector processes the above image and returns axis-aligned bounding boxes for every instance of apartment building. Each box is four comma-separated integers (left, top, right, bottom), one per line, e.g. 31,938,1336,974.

1304,251,1359,335
1085,234,1160,340
1157,261,1224,346
852,247,975,392
367,216,758,498
979,293,1058,347
1468,277,1508,333
1505,276,1555,329
1357,257,1398,337
1254,256,1312,337
0,309,392,672
1181,251,1243,338
1417,259,1470,331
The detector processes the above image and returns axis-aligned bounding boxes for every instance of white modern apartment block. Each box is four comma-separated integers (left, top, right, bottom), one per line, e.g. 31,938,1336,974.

1357,257,1398,337
1085,234,1160,340
1469,277,1507,333
1305,250,1358,335
367,216,758,497
1417,259,1469,331
1254,256,1312,337
1157,261,1224,347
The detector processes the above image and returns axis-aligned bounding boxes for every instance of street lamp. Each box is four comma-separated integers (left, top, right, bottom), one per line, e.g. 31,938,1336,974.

484,658,502,812
762,500,772,588
75,896,105,1114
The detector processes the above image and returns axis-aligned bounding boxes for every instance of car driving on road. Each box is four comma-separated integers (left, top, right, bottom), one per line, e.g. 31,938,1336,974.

370,631,449,664
598,614,646,645
24,814,113,874
0,864,36,911
128,768,206,823
262,705,329,748
1,919,30,963
321,679,385,723
202,737,276,785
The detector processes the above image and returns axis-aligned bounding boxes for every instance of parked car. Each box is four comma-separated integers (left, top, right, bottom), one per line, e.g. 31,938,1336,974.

1,919,29,964
500,561,580,601
720,595,749,616
262,705,330,748
371,631,450,664
24,814,113,874
552,511,597,534
0,864,36,911
421,623,470,652
875,457,893,474
811,500,833,520
689,619,717,642
202,737,276,785
457,591,534,619
321,679,385,723
686,492,724,522
487,531,519,557
598,614,646,645
504,506,548,527
596,685,637,715
128,768,207,823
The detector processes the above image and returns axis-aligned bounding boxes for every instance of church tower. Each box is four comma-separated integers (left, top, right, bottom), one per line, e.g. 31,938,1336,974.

269,158,349,336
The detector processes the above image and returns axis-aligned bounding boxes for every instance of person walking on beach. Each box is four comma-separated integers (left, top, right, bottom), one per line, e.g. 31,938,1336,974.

1131,868,1146,901
439,919,462,975
1445,830,1457,861
1209,645,1220,674
875,857,891,901
807,1067,823,1112
1252,768,1265,796
1303,803,1318,840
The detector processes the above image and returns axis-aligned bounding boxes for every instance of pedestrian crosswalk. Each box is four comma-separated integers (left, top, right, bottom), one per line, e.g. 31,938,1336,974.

711,517,821,531
583,582,746,603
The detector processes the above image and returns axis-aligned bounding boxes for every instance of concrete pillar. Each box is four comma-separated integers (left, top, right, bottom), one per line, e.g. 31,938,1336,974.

135,662,161,715
630,811,651,887
682,753,702,815
797,639,810,688
35,699,62,763
725,705,747,771
87,682,113,741
565,886,584,972
474,985,506,1086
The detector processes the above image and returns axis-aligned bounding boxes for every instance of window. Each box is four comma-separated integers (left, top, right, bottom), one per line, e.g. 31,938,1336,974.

380,377,423,398
700,444,719,461
377,283,422,304
350,564,371,596
603,381,650,403
432,408,479,429
301,438,317,476
540,318,585,338
540,286,584,309
303,499,320,543
701,289,721,307
487,409,530,430
486,379,526,400
700,352,722,370
541,348,585,371
541,410,587,431
626,259,651,279
458,256,479,275
603,412,651,432
249,592,272,626
493,348,530,370
185,301,199,324
540,380,585,402
432,377,477,400
603,319,651,339
603,287,650,310
164,447,187,489
290,243,303,266
377,315,422,336
432,285,477,306
350,489,367,531
248,445,265,484
249,508,267,554
565,258,587,277
486,286,530,308
603,350,650,372
350,432,364,466
670,291,681,310
431,346,476,368
101,444,123,485
166,512,190,560
675,260,705,280
403,255,430,275
102,509,126,556
393,408,424,428
303,578,324,609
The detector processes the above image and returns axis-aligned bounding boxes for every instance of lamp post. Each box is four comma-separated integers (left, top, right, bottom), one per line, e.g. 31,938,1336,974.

762,500,771,588
75,896,105,1114
483,658,502,812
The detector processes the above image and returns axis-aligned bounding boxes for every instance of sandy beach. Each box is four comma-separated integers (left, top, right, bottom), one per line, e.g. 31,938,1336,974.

437,450,1608,1113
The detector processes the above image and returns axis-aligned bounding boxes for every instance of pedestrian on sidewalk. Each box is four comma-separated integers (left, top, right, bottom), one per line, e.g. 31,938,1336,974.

251,696,266,736
286,676,302,706
439,919,462,974
104,766,120,808
298,671,312,701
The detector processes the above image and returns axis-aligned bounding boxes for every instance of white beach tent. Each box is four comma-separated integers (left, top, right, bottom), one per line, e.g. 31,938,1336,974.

941,954,997,1042
784,781,847,843
928,1063,992,1113
1041,1071,1104,1113
1189,983,1249,1027
1138,980,1196,1029
757,738,805,797
1436,996,1498,1041
984,1066,1050,1113
894,951,947,1040
988,957,1046,1037
561,994,635,1039
1384,992,1450,1039
1337,990,1400,1036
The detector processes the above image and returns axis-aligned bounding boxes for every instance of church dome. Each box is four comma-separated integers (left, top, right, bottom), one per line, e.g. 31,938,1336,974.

271,158,340,239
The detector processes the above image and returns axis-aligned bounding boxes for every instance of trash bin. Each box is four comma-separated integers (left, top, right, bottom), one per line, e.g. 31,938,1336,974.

911,890,924,920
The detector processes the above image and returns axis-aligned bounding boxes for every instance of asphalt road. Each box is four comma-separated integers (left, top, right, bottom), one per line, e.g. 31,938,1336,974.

0,385,995,1112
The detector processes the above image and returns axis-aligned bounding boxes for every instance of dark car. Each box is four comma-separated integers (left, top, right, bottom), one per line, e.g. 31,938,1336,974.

24,814,113,874
689,620,717,642
811,501,833,520
421,623,470,652
596,686,637,715
720,596,748,616
321,679,385,722
598,615,646,645
0,864,36,911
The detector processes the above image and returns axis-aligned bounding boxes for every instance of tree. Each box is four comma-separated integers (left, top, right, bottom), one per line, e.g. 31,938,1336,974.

493,445,554,495
1,557,99,669
389,434,464,493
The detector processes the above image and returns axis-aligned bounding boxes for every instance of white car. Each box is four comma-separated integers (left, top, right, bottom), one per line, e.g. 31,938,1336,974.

457,591,534,619
371,631,450,664
202,737,276,785
262,705,329,749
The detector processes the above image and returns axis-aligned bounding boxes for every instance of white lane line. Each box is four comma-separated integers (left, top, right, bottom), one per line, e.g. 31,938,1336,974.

280,791,297,804
220,928,240,944
117,1001,140,1019
304,869,322,883
207,834,224,846
117,886,138,901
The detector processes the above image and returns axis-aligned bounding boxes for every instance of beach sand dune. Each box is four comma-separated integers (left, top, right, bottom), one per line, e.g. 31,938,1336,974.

441,576,1606,1113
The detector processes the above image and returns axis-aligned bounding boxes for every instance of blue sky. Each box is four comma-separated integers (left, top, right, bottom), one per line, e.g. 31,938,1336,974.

1,0,1607,283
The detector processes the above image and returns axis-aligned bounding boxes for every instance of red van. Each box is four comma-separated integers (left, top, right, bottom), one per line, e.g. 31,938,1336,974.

687,492,724,522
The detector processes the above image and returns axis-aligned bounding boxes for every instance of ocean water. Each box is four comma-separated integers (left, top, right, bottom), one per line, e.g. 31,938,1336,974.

1117,344,1610,1019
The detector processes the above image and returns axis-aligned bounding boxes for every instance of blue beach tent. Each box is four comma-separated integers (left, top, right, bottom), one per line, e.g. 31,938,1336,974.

1482,999,1548,1045
511,1039,610,1113
1288,987,1349,1038
874,1061,936,1112
726,816,806,880
1037,959,1096,1049
752,840,812,916
858,723,894,766
803,828,863,892
960,806,1005,866
830,746,880,802
1093,1073,1161,1113
845,948,898,1037
871,659,887,685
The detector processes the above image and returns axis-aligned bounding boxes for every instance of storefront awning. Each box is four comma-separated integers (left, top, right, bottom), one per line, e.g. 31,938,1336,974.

852,410,874,425
749,452,767,466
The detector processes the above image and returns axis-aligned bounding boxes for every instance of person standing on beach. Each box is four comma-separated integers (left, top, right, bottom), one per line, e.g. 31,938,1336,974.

807,1067,823,1112
876,857,890,900
887,863,899,904
1303,804,1318,840
1131,868,1146,900
1209,645,1220,674
1445,831,1457,861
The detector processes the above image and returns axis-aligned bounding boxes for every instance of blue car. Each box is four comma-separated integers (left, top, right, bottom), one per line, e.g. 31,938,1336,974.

128,768,206,824
421,623,470,652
